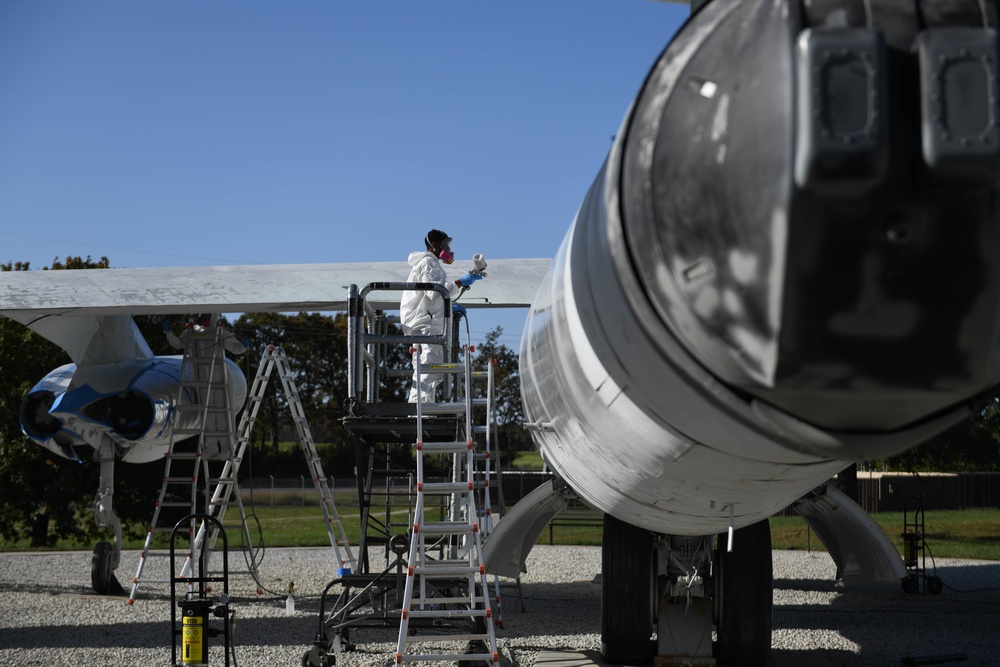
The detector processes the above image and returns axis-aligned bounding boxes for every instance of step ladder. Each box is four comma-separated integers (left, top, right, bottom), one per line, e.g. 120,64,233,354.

128,325,250,603
220,345,355,576
395,345,498,666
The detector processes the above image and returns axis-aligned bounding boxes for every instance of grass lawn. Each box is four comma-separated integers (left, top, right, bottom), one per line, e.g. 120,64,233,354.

769,509,1000,561
3,503,997,561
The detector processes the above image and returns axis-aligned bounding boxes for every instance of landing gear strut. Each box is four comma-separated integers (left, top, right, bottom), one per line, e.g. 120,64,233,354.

600,515,773,666
91,439,125,596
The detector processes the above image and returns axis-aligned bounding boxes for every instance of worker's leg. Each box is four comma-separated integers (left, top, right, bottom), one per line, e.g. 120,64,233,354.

409,342,444,403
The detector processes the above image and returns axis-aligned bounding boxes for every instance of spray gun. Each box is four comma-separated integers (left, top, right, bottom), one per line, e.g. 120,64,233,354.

471,253,487,277
454,254,487,316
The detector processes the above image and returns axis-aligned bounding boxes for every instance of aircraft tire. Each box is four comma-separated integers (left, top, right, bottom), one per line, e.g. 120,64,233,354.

90,541,124,596
600,513,654,664
714,520,773,667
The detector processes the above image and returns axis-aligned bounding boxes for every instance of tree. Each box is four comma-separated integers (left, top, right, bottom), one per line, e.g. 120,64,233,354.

231,311,409,475
472,326,533,465
886,396,1000,472
0,257,110,546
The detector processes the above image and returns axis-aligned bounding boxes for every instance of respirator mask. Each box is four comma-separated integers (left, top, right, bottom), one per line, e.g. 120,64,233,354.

429,235,455,264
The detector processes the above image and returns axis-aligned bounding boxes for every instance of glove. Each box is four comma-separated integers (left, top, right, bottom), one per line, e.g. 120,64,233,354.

452,303,467,316
459,273,483,287
161,319,171,333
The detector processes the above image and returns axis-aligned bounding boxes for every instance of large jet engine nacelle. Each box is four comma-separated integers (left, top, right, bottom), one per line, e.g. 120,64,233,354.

521,0,1000,535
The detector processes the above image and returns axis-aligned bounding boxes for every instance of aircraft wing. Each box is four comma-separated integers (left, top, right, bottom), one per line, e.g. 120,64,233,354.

0,259,550,316
0,258,550,364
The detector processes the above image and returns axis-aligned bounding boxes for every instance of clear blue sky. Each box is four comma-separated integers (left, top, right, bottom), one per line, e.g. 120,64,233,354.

0,1,688,348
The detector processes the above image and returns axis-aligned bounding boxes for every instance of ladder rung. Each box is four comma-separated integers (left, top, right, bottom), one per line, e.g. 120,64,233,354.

418,403,468,415
419,482,472,495
411,564,483,577
416,441,472,454
404,608,490,620
176,380,220,389
398,651,496,662
422,364,464,373
416,522,477,535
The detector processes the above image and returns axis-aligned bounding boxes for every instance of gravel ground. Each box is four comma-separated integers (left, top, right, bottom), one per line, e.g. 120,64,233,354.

0,546,997,667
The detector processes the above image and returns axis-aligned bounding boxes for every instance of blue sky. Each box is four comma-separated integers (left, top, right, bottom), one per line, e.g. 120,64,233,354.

0,1,688,347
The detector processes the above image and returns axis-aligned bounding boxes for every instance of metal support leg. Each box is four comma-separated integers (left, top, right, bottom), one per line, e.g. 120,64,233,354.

95,439,123,570
91,438,125,595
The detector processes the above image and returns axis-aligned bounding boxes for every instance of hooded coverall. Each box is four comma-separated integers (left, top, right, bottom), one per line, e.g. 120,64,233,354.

400,250,461,402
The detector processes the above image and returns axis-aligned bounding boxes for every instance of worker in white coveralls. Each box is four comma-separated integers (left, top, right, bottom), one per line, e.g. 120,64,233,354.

400,229,483,402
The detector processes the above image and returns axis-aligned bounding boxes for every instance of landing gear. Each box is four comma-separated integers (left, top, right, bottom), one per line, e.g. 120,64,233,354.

91,438,124,595
714,520,773,667
91,541,125,596
600,513,654,664
600,515,773,666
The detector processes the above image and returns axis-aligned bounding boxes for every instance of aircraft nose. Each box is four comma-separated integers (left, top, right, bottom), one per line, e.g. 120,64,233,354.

618,0,1000,431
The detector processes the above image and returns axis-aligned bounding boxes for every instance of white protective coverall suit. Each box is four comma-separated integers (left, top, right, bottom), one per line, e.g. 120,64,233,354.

400,251,461,402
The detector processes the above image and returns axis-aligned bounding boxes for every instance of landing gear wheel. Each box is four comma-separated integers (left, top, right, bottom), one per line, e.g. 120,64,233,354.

91,541,125,596
713,520,772,667
600,513,654,664
928,576,944,595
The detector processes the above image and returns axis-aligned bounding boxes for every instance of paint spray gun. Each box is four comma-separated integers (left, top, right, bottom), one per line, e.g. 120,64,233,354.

471,253,487,277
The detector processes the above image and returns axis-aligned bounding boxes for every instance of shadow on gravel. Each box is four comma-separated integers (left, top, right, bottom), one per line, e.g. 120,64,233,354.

774,561,1000,666
0,615,318,650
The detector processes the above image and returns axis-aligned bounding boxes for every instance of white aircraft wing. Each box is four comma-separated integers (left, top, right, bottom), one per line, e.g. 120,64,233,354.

0,258,550,364
0,259,550,317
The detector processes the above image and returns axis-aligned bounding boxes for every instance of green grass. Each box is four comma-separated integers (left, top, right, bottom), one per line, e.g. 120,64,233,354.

3,503,997,561
510,450,544,469
770,509,1000,561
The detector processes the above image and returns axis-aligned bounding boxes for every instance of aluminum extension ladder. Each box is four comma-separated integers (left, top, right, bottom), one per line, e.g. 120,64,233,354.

394,344,499,666
225,345,356,576
470,358,514,627
128,325,255,603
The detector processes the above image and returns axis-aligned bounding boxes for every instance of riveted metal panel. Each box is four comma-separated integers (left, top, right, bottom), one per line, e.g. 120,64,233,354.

919,28,1000,183
795,28,888,193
